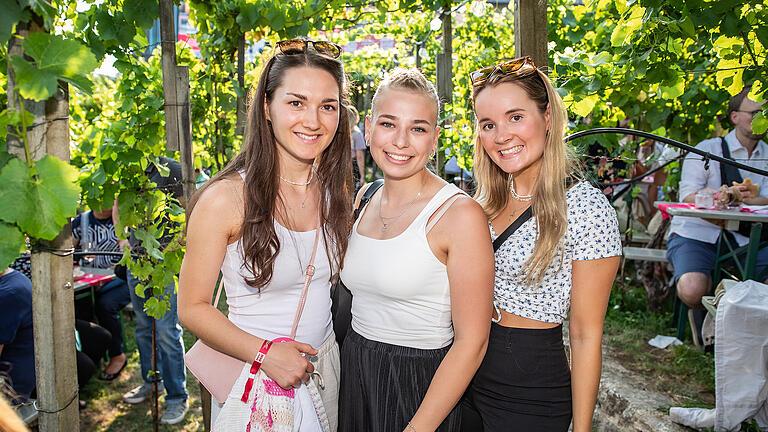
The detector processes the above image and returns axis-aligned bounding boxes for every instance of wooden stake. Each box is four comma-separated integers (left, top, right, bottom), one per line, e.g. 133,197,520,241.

236,34,246,137
514,0,549,70
176,66,195,206
435,7,453,179
159,0,179,152
7,17,80,432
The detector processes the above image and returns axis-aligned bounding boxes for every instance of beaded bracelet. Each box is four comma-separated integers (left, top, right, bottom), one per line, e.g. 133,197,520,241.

406,421,417,432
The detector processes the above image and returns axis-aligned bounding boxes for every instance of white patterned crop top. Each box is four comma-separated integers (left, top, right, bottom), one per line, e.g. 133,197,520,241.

491,181,622,323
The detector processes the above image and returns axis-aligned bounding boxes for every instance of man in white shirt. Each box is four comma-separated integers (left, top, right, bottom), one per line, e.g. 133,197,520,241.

667,85,768,327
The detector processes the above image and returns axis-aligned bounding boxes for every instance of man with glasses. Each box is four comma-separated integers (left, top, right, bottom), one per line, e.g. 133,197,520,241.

666,84,768,349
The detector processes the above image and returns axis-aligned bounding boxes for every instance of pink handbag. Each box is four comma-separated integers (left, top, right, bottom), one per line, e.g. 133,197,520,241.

183,278,244,404
184,221,321,405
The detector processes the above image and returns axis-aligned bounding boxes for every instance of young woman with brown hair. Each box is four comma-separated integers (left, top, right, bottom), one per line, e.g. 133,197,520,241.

178,39,353,430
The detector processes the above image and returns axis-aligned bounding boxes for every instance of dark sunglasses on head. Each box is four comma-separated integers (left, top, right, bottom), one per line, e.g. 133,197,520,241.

469,56,537,87
276,38,342,59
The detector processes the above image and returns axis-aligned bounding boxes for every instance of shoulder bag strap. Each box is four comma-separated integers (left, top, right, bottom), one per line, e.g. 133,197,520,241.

289,219,322,339
493,207,534,252
354,179,384,220
211,274,224,308
80,210,91,251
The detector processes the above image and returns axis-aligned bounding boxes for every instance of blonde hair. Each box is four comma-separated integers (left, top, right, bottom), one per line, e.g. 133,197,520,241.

472,67,576,285
0,392,29,432
371,68,440,123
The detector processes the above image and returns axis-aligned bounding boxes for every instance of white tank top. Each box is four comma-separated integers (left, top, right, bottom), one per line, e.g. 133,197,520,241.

221,173,332,348
340,183,465,349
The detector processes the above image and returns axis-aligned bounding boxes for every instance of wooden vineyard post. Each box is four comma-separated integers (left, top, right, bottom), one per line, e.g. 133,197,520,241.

176,66,195,206
159,0,179,152
435,6,453,179
236,33,247,137
7,19,80,432
514,0,549,70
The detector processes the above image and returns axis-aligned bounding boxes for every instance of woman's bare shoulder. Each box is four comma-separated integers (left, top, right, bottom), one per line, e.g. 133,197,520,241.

190,175,245,226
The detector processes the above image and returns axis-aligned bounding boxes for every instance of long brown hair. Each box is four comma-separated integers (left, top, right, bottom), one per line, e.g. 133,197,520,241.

189,49,353,288
472,67,575,285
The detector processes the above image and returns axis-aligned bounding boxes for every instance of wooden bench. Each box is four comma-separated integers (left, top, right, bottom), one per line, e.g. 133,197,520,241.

626,231,652,245
622,246,690,340
622,246,669,262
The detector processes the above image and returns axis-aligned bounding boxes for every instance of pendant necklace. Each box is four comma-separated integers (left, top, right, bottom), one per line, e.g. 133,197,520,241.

379,174,428,232
280,167,316,209
279,166,316,187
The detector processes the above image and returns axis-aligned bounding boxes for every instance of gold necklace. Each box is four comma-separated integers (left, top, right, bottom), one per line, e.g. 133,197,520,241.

378,174,428,232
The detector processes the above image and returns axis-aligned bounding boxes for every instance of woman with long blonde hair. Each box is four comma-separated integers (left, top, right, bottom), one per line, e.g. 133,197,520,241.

464,57,621,431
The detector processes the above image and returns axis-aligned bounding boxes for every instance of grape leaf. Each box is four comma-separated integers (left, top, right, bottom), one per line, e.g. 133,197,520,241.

0,158,36,227
0,154,77,253
0,221,26,270
30,156,80,240
10,33,98,101
0,0,26,45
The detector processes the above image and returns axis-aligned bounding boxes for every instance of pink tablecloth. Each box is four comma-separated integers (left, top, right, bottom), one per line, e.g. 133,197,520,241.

657,203,696,219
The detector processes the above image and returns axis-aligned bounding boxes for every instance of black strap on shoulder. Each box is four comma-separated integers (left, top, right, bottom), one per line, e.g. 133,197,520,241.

719,136,743,186
353,179,384,221
493,207,533,252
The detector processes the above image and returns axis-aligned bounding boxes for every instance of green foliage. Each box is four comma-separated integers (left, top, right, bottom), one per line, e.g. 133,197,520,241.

9,32,98,101
0,154,80,268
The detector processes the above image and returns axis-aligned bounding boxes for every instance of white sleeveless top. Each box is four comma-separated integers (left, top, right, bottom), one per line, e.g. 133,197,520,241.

340,183,465,349
221,174,333,348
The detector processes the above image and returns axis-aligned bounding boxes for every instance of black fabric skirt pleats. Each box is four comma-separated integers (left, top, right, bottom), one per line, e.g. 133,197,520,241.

338,328,461,432
463,323,572,432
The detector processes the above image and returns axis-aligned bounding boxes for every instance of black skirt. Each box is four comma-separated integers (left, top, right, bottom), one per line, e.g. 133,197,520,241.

464,323,572,432
338,328,461,432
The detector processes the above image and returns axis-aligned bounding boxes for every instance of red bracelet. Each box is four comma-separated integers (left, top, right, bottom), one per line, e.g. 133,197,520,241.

241,339,273,402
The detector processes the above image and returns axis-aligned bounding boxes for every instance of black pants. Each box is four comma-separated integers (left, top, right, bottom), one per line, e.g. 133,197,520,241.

464,323,572,431
75,319,111,389
339,329,460,432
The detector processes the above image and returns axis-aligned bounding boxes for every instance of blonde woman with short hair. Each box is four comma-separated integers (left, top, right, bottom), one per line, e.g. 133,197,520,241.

338,68,494,432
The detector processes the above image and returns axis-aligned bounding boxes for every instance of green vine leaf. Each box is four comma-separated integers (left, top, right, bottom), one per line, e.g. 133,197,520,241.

0,158,36,228
0,221,26,270
10,33,98,101
0,156,80,240
752,112,768,135
32,156,81,240
0,0,26,45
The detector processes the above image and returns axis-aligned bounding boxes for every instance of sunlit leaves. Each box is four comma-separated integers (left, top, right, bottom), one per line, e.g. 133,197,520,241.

0,154,80,245
9,33,98,101
753,112,768,135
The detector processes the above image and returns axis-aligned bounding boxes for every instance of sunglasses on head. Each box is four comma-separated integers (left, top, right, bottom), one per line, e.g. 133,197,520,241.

469,56,537,87
276,38,342,59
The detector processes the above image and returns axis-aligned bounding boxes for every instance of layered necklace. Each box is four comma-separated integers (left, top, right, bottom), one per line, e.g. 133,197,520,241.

280,166,316,209
510,180,534,202
378,174,428,232
279,166,316,187
508,180,533,221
